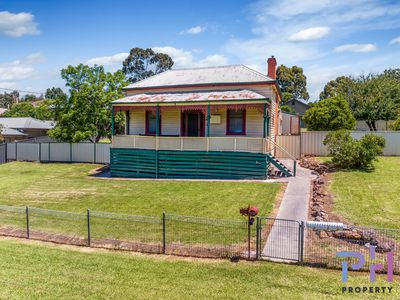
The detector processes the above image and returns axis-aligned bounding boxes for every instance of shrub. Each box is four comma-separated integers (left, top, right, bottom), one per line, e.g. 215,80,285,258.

304,96,355,131
323,130,385,169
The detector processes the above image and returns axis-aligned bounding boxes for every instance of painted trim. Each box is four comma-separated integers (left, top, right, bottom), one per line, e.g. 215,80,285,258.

112,98,271,107
226,109,246,136
145,110,161,135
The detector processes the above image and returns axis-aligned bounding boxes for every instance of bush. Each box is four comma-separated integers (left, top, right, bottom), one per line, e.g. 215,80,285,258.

323,130,385,169
304,96,355,131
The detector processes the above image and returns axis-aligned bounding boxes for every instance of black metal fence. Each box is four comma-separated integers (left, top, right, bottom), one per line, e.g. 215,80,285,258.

0,204,399,273
0,205,256,259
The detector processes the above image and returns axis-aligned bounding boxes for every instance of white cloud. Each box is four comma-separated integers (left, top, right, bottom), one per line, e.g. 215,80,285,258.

334,43,377,53
152,46,228,68
0,53,44,82
180,25,206,35
0,11,39,37
86,52,129,66
288,27,330,42
389,36,400,45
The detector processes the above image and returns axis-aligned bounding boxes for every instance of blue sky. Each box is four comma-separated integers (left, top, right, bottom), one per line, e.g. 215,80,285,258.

0,0,399,100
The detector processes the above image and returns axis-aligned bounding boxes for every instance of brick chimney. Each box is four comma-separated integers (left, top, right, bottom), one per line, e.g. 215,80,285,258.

267,56,277,79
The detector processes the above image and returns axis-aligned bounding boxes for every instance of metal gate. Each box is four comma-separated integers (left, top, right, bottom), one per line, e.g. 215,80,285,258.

257,217,304,262
0,143,6,164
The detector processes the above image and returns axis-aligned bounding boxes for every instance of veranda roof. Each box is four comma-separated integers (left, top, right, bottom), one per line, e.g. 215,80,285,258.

112,89,269,105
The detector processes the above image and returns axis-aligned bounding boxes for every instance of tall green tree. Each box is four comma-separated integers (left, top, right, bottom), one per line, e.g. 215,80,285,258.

122,48,174,83
319,76,353,100
45,87,66,100
49,64,128,143
304,96,355,131
276,65,309,102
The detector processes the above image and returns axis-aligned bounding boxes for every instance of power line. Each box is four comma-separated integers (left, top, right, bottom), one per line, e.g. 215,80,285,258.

0,87,45,95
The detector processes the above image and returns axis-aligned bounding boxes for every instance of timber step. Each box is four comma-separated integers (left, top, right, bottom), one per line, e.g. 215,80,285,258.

266,153,294,177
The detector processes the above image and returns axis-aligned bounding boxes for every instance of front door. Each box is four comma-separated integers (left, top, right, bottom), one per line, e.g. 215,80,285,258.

182,112,205,136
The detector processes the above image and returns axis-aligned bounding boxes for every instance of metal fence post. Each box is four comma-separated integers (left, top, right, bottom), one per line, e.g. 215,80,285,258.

162,211,166,254
15,142,18,161
299,221,305,263
38,143,41,162
256,216,260,260
26,206,30,239
93,143,97,164
70,143,73,162
87,209,91,247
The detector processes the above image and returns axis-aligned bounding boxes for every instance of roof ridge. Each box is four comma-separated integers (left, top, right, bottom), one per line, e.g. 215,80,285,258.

241,64,273,80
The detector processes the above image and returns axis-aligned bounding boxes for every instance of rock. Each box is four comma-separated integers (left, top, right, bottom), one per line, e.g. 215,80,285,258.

333,230,363,240
375,241,394,253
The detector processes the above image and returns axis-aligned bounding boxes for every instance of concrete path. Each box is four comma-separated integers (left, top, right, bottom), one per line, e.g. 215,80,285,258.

262,163,316,261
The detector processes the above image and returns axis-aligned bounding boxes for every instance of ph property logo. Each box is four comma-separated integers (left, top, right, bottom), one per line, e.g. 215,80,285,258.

337,246,394,294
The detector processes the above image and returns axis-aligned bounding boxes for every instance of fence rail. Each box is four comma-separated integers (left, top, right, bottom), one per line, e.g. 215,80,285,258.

5,142,111,164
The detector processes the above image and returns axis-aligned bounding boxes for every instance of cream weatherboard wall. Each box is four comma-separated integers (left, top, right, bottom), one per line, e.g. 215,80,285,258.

128,108,265,137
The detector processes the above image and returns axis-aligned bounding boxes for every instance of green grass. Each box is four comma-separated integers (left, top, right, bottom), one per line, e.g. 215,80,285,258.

0,162,279,247
0,162,280,218
0,238,398,300
319,157,400,228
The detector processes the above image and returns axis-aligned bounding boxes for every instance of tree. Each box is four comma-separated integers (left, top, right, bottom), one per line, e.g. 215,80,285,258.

319,76,353,100
280,105,296,114
0,90,19,108
276,65,309,101
22,94,38,102
320,70,400,131
45,87,66,100
350,73,400,131
304,96,355,131
2,100,54,120
49,64,128,143
122,48,174,83
3,102,37,118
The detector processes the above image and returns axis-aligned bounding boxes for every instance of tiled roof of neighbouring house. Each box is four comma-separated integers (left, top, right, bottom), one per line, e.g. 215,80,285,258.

124,65,275,89
0,117,55,130
112,89,268,104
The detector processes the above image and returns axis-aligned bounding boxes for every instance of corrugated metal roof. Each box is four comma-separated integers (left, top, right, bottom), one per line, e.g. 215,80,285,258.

0,117,55,130
124,65,274,89
112,89,267,104
1,127,27,136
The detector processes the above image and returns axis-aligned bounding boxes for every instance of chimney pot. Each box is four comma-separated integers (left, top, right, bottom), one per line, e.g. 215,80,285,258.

267,56,277,79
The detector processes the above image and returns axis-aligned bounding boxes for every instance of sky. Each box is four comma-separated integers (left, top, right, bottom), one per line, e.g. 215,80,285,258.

0,0,399,100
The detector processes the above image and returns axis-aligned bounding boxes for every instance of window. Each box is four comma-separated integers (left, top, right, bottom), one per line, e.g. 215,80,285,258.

226,109,246,135
145,111,161,135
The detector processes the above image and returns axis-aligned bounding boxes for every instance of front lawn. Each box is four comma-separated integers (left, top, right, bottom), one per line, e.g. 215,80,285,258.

321,157,400,228
0,162,280,219
0,238,397,299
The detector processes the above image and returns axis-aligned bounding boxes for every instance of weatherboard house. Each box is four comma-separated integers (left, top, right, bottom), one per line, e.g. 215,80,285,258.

110,56,294,179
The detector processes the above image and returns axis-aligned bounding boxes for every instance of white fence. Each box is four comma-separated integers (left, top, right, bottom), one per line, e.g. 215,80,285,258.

6,142,111,164
276,131,400,158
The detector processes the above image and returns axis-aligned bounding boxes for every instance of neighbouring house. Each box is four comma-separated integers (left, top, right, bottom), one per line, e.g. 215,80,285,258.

0,117,55,142
0,108,7,116
281,99,310,128
110,56,295,179
280,112,300,135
